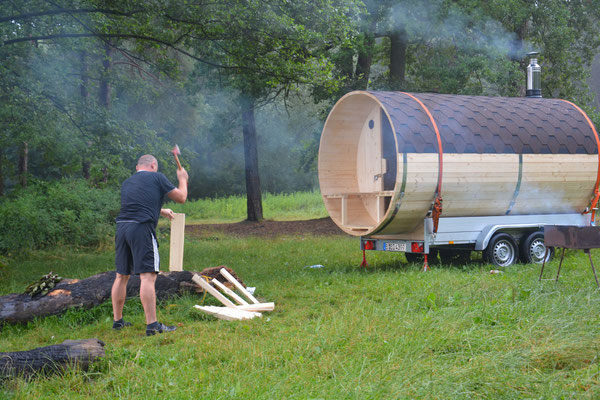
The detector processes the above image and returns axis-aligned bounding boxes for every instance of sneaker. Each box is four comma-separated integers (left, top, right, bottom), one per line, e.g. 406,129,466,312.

146,322,177,336
112,319,132,330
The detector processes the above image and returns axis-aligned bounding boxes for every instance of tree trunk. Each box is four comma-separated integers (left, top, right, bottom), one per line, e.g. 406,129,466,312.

0,271,198,324
240,95,263,222
80,50,89,100
18,141,28,188
355,33,374,90
99,43,111,109
340,47,355,82
80,50,91,180
0,149,4,196
0,268,245,325
82,160,91,180
0,339,104,378
389,28,408,90
99,43,111,183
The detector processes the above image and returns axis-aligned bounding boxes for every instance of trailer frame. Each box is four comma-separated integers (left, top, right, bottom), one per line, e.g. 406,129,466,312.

360,213,592,266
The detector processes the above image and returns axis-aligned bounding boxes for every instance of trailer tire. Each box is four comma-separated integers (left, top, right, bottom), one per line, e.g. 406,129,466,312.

520,231,553,264
483,233,518,267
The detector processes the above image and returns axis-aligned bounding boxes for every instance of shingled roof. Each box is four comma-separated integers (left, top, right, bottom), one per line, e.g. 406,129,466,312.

370,91,598,154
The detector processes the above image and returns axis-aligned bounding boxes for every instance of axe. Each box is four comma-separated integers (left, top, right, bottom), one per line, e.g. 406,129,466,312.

171,144,182,170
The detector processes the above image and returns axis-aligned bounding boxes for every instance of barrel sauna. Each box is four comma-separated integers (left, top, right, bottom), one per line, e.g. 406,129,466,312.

318,91,600,237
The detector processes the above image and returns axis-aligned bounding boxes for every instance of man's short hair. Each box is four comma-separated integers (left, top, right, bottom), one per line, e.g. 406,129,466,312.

137,155,157,167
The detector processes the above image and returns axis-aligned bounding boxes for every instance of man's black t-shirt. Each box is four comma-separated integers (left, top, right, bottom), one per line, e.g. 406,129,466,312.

116,171,175,227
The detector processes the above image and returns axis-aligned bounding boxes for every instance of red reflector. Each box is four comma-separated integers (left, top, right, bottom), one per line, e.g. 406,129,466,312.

364,240,375,250
411,242,424,253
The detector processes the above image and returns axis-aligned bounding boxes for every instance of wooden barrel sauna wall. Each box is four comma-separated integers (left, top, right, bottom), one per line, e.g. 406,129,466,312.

318,91,600,237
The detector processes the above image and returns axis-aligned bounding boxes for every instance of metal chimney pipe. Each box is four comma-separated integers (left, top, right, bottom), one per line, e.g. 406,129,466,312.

526,51,542,98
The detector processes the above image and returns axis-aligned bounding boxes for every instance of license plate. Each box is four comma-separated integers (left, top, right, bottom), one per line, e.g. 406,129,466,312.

384,242,406,252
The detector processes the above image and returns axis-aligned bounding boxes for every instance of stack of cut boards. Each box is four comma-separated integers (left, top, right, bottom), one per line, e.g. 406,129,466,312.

192,268,274,321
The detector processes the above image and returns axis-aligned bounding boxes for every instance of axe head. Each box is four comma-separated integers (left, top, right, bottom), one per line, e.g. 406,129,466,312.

171,144,181,156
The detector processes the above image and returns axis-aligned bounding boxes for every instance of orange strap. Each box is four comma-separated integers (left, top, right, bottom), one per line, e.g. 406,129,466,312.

401,92,444,232
559,99,600,222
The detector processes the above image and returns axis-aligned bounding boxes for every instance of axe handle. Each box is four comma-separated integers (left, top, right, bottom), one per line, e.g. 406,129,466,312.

173,153,182,170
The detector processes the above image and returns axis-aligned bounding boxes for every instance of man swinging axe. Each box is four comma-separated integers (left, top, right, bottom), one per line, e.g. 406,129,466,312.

111,147,188,336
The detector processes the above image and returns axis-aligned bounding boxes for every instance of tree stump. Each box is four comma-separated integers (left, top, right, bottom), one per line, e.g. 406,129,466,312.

0,338,105,378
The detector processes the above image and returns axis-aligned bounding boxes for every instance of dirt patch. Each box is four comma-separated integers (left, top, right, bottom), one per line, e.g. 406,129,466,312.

185,217,349,238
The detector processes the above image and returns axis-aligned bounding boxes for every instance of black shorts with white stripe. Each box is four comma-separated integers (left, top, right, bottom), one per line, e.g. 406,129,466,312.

115,221,160,275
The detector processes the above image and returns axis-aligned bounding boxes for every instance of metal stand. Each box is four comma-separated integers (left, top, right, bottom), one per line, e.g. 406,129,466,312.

586,249,600,288
359,250,368,268
539,247,600,288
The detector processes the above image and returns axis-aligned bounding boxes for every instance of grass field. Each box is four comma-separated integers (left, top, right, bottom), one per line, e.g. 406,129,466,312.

166,190,329,223
2,194,600,399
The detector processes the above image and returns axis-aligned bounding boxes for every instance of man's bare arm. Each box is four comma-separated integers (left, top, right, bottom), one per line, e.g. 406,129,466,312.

167,168,188,204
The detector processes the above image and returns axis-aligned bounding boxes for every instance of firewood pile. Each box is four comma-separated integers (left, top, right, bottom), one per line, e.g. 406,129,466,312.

193,267,274,321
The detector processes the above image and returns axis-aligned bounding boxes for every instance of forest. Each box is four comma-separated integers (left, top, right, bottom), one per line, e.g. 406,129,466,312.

1,0,600,239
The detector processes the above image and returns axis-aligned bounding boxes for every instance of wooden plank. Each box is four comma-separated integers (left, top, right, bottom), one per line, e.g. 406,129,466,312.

193,305,261,321
323,191,394,198
236,303,275,312
356,105,382,193
220,268,260,304
341,195,347,226
377,195,385,222
192,274,238,309
169,213,185,272
212,279,249,305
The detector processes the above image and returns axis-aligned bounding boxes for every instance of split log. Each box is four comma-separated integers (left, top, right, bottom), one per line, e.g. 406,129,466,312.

0,338,105,378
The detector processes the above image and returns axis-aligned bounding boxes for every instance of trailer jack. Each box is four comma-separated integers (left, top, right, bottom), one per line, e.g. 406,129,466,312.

359,249,369,268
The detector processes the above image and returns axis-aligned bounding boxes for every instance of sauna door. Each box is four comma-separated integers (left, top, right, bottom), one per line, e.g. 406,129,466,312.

356,107,384,193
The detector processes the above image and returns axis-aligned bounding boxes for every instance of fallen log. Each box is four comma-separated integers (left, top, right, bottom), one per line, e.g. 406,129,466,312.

0,268,245,325
0,338,105,378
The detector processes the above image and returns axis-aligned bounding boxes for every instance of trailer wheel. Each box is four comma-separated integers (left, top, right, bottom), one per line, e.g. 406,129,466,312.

520,231,553,264
483,233,518,267
439,249,471,266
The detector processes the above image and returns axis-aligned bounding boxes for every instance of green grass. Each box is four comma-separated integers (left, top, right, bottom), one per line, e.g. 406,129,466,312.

1,187,599,399
2,234,600,398
166,190,328,223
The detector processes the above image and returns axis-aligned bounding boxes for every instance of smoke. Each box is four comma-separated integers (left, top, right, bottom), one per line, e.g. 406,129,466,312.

382,0,533,59
254,93,325,194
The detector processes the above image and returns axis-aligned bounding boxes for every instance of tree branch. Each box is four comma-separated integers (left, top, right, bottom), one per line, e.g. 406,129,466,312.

0,8,145,23
2,33,234,69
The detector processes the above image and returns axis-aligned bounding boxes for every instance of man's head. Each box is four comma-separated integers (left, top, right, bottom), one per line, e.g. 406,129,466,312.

136,155,158,172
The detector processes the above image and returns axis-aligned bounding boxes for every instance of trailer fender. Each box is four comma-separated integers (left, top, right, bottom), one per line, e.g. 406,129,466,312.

475,224,544,251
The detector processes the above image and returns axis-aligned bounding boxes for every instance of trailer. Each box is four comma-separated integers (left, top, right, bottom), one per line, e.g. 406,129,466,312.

318,57,600,267
360,213,591,267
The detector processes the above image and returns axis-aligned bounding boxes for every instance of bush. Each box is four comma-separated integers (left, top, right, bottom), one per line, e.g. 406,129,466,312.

0,180,120,254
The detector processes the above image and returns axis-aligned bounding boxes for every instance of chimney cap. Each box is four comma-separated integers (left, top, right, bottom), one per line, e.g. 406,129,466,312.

527,51,540,57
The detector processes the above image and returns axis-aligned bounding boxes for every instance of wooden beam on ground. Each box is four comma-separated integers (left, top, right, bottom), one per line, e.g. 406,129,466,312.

169,213,186,271
193,305,261,321
192,274,237,309
220,268,260,304
236,302,275,312
212,279,248,305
